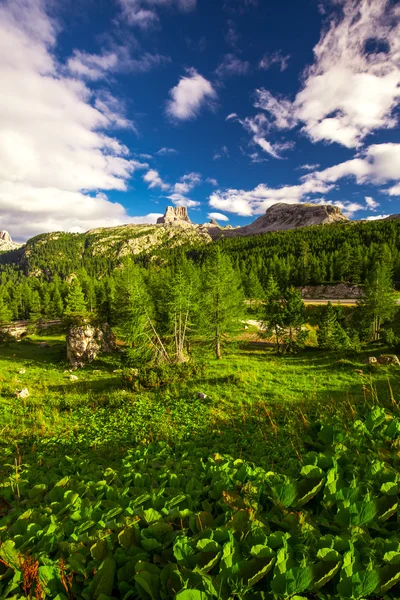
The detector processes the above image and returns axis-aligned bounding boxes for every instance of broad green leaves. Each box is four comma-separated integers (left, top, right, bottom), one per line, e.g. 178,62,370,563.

1,405,400,599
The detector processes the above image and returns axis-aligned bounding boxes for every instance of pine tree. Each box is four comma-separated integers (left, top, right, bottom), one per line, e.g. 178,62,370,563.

281,287,307,352
356,263,397,341
165,260,200,362
0,290,12,324
114,264,169,365
29,290,42,324
64,279,88,318
201,248,244,359
50,286,64,318
317,301,350,350
262,275,284,352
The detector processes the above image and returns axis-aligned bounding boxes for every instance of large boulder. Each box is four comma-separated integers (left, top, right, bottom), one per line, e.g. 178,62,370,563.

66,322,116,367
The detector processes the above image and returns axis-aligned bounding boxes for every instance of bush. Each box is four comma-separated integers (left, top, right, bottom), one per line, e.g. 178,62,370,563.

122,360,206,390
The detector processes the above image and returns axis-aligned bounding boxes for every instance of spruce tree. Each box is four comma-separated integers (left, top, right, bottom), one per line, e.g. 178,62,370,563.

0,291,12,324
356,263,396,341
201,248,244,359
29,290,42,324
51,286,64,318
281,287,307,352
64,279,88,318
262,275,284,352
317,302,350,351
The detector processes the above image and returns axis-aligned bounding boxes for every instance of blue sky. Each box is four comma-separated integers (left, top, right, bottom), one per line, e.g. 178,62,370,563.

1,0,400,240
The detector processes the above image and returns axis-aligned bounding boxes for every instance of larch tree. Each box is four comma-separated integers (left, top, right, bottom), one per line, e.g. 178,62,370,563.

201,248,244,359
356,263,397,341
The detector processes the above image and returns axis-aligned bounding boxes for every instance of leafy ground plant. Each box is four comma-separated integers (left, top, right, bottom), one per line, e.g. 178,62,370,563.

1,404,400,599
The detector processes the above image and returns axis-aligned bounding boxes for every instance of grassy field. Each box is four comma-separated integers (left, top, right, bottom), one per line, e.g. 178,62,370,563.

1,332,399,466
2,333,400,599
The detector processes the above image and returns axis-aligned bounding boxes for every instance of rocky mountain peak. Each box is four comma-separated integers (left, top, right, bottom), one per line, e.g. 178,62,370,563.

0,230,12,242
238,202,349,235
157,206,192,225
0,230,20,251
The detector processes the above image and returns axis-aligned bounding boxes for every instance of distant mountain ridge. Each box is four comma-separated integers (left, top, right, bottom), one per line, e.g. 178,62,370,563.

0,202,380,276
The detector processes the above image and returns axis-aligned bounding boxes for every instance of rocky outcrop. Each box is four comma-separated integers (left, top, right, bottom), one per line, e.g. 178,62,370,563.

66,322,116,368
237,203,349,235
0,230,20,251
157,206,192,225
301,284,363,299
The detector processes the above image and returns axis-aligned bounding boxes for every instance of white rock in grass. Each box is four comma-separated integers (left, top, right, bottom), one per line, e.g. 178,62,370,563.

16,388,29,399
18,369,26,374
70,375,79,381
196,392,208,400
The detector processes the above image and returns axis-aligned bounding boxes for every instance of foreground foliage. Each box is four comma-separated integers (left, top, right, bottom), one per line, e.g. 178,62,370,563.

1,403,400,599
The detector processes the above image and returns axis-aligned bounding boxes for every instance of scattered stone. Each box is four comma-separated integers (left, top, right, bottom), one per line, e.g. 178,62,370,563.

196,392,208,400
39,342,50,348
378,354,400,366
18,369,26,374
113,369,123,374
69,374,78,381
16,388,29,399
367,357,378,364
66,322,117,368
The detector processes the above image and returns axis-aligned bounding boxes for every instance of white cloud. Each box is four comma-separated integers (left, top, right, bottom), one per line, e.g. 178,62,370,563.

303,143,400,188
143,169,170,191
156,147,178,155
67,47,169,80
117,0,196,29
238,113,294,159
166,69,217,121
208,212,229,221
298,163,320,171
216,54,251,78
244,1,400,150
364,214,389,221
0,0,153,240
209,176,332,217
295,0,400,147
166,193,199,207
259,50,290,72
254,89,297,130
173,172,201,194
365,196,379,210
387,183,400,196
206,178,218,186
226,113,238,120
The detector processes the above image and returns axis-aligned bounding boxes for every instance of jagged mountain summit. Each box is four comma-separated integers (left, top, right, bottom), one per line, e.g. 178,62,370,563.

0,230,20,251
157,206,192,225
236,203,349,235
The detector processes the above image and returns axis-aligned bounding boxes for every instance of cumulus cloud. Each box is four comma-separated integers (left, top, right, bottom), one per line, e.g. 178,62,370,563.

365,196,379,210
208,212,229,221
166,193,200,207
166,69,217,121
117,0,196,29
241,1,400,152
303,143,400,189
173,172,201,194
143,169,170,191
295,0,400,148
259,50,290,72
0,0,152,240
206,178,218,186
216,54,251,78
